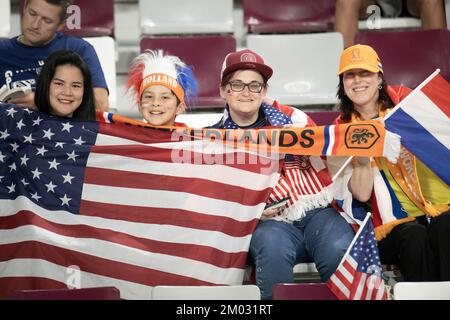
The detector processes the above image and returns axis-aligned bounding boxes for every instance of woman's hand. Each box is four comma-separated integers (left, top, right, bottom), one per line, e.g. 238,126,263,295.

262,207,282,218
349,156,374,202
8,92,36,109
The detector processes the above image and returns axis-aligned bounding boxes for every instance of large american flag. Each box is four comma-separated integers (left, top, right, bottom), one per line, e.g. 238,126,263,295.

0,104,279,299
327,213,388,300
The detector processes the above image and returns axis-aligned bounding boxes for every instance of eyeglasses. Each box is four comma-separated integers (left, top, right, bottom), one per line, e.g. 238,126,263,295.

227,81,265,93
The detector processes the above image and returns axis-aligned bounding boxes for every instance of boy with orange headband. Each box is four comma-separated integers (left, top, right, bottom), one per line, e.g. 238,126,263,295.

126,50,197,127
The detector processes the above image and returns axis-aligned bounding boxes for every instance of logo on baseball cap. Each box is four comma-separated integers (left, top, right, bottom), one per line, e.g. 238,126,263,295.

221,49,273,81
338,44,383,75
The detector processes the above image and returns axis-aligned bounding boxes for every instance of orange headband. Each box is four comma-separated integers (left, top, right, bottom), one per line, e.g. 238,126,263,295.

139,73,185,104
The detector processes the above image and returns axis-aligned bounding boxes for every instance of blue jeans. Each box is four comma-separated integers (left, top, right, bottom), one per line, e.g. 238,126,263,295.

249,206,355,299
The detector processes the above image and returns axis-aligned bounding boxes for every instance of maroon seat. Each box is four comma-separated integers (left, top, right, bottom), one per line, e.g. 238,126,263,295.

140,35,236,109
20,0,114,37
272,283,337,300
306,111,340,126
12,286,121,300
355,29,450,88
244,0,335,34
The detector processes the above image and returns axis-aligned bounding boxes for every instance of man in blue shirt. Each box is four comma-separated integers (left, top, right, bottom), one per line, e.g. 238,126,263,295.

0,0,109,111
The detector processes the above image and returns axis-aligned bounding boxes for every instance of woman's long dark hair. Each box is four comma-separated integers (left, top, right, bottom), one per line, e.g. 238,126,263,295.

337,74,394,122
35,50,96,120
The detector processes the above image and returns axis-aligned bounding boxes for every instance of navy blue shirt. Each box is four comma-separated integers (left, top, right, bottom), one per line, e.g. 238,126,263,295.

0,32,107,92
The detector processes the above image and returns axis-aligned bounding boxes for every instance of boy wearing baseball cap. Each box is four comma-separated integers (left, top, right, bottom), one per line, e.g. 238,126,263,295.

212,49,355,299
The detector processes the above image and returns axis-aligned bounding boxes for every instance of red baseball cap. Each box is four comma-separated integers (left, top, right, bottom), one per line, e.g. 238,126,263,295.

221,49,273,81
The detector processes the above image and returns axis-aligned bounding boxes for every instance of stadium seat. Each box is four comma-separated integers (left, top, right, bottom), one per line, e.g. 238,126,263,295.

139,0,233,35
20,0,115,37
12,286,121,300
359,0,449,31
84,36,118,110
247,32,343,106
447,0,450,30
272,283,337,300
244,263,321,286
394,281,450,300
306,111,340,126
293,262,319,274
151,285,261,300
140,35,236,109
358,17,420,31
293,263,322,283
0,1,10,38
244,0,335,34
357,0,450,30
355,29,450,88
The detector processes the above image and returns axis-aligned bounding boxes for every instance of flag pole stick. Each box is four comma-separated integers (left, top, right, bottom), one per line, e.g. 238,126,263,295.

331,156,353,181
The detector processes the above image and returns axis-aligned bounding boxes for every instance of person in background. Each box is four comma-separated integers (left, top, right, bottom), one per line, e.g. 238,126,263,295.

211,49,355,299
35,50,95,120
126,50,198,127
0,0,109,111
330,44,449,281
334,0,447,48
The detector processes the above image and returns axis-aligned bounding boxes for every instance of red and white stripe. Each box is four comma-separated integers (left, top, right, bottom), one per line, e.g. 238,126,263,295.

324,125,337,156
267,155,333,217
0,123,280,299
327,255,387,300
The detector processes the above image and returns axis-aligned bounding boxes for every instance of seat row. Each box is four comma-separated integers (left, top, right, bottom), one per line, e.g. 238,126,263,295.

5,1,450,118
8,0,450,38
10,281,450,300
129,29,450,119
